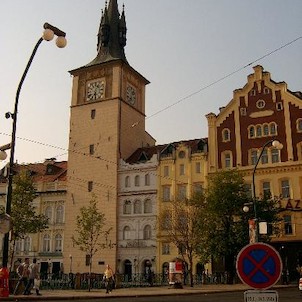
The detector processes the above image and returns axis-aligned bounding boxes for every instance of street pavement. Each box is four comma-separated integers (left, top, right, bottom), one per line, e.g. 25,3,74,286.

1,283,296,301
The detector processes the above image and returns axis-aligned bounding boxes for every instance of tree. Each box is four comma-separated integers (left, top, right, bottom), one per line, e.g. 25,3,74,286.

72,195,112,291
197,169,280,284
158,195,206,287
10,169,49,270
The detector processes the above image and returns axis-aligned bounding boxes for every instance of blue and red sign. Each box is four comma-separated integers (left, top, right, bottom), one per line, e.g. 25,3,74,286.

236,243,282,289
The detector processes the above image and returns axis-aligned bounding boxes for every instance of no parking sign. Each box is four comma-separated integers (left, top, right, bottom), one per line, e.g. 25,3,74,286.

236,243,282,290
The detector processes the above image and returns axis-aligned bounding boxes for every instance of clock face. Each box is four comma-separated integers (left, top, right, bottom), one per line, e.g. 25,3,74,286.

87,80,105,101
126,85,136,105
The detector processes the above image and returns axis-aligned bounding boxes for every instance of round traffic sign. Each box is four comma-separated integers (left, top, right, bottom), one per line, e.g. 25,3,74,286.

236,243,282,289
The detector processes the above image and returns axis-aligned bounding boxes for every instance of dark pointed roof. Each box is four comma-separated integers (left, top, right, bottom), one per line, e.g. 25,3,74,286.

86,0,128,67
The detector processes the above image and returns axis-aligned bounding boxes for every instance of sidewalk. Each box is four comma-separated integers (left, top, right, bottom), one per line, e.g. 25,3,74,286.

1,284,294,301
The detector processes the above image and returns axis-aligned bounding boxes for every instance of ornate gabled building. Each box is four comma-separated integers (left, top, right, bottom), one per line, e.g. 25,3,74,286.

63,0,155,273
206,65,302,278
0,160,67,275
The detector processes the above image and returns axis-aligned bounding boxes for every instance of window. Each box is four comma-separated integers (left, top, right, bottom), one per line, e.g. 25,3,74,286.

135,175,140,187
163,186,171,202
143,225,152,240
125,176,130,188
262,181,271,198
45,206,52,223
178,243,186,255
178,151,185,158
256,99,265,109
261,149,268,164
91,109,96,119
194,183,203,195
163,166,169,177
162,243,170,255
134,200,142,214
195,162,201,173
271,148,280,163
56,205,64,224
276,102,283,111
222,128,230,142
162,213,171,230
88,181,93,192
264,87,270,94
284,215,293,235
256,125,262,137
15,239,22,253
224,152,231,168
250,89,256,96
43,234,51,252
263,124,269,136
251,150,258,165
123,200,131,214
55,234,62,252
24,237,30,254
144,199,152,213
281,180,290,198
145,174,150,186
297,119,302,132
244,183,252,199
240,108,247,116
249,126,255,138
178,185,187,200
179,164,185,176
123,226,131,240
89,144,94,155
270,123,277,135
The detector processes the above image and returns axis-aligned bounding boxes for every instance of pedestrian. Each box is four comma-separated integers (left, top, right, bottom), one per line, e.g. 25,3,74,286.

103,264,115,294
13,258,30,295
24,258,41,295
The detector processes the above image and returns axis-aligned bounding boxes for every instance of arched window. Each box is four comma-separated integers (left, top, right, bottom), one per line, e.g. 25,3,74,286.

297,119,302,132
123,200,131,214
270,122,277,135
249,126,255,138
145,174,150,186
222,128,230,142
24,236,31,254
263,124,269,136
144,199,152,213
256,125,262,137
45,206,52,223
134,200,142,214
55,234,62,252
143,225,152,240
125,176,130,188
56,205,64,224
43,234,51,252
135,175,140,187
123,226,131,240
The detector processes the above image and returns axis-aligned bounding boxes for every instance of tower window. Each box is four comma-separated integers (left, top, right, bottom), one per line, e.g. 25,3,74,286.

88,181,93,192
89,144,94,155
91,109,96,119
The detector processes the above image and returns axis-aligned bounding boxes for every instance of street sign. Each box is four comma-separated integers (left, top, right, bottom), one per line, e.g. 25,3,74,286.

244,290,278,302
236,243,282,289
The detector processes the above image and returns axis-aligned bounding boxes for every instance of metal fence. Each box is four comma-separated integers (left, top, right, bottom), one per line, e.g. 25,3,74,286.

10,271,231,291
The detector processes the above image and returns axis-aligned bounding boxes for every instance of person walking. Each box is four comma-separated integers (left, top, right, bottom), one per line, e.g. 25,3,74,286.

13,258,30,295
103,264,114,294
24,258,41,295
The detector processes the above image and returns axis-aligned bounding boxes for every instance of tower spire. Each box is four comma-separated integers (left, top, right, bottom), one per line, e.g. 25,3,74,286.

87,0,127,67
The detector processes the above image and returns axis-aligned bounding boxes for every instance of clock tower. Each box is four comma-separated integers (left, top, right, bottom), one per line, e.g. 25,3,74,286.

63,0,155,273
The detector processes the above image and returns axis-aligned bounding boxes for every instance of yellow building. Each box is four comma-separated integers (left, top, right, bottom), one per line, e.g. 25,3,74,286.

206,65,302,279
156,139,208,276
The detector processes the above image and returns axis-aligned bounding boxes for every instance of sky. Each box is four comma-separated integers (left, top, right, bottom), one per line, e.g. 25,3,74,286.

1,0,302,168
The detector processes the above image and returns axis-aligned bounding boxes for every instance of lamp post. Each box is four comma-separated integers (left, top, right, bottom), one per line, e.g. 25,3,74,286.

246,139,283,242
1,23,67,270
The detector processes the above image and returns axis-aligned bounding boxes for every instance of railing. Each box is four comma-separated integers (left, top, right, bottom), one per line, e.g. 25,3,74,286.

9,271,234,291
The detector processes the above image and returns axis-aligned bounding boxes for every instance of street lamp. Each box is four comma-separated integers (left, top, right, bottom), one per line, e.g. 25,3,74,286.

1,23,67,270
246,139,283,242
